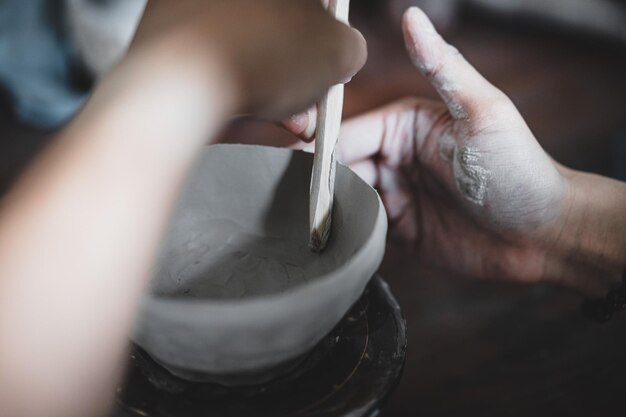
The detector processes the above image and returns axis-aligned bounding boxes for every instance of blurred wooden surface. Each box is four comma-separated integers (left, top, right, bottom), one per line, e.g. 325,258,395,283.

1,10,626,417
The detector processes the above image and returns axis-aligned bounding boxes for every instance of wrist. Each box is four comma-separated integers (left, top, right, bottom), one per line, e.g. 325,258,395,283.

95,35,240,149
544,168,626,295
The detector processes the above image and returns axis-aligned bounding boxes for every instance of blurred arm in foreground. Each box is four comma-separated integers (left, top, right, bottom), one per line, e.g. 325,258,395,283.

0,1,366,416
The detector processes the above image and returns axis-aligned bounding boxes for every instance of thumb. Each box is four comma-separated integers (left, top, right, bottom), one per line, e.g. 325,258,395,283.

402,7,508,121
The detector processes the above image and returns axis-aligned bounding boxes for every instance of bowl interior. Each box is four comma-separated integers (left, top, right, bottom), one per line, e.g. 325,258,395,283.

150,145,379,301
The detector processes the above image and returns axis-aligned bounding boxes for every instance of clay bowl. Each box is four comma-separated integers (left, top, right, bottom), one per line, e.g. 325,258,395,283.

133,144,387,385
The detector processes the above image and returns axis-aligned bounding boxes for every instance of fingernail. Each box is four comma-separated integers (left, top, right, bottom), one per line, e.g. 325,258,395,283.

289,112,308,131
304,107,317,139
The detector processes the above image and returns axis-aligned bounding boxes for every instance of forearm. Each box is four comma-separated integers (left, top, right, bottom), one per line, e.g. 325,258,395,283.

549,168,626,295
0,51,234,417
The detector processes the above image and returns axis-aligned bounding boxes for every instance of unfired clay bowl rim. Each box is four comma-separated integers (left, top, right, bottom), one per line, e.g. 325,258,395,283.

142,145,387,310
134,145,388,376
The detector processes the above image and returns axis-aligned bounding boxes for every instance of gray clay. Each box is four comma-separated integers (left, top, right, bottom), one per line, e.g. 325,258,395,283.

133,145,387,383
153,218,338,300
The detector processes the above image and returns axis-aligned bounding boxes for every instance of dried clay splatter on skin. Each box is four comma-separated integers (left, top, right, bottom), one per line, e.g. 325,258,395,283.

406,8,490,207
405,9,468,119
431,46,464,93
446,99,469,120
453,145,490,206
438,130,456,162
438,132,491,207
439,131,567,230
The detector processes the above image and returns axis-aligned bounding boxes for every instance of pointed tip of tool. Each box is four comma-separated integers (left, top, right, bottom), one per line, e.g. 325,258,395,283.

308,232,324,252
309,217,332,253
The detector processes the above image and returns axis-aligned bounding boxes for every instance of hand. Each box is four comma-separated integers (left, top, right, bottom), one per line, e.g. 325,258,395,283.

287,7,625,296
0,4,367,416
128,0,367,119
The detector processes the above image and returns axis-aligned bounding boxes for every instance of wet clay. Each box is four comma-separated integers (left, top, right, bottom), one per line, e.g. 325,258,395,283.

156,218,338,300
149,145,365,302
135,145,387,381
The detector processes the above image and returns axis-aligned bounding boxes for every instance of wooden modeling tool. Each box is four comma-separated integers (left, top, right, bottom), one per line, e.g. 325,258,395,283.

309,0,351,252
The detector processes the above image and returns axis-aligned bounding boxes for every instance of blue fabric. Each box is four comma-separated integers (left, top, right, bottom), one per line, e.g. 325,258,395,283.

0,0,89,128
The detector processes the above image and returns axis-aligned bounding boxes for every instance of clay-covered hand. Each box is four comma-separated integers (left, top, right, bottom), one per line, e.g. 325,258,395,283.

128,0,366,118
287,7,625,296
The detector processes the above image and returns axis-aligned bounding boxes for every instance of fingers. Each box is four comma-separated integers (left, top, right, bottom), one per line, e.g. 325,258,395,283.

265,19,366,118
332,26,368,85
309,0,367,90
315,0,367,85
283,102,386,160
340,158,420,241
222,0,367,118
336,98,439,165
335,106,397,164
281,106,318,142
284,98,448,181
350,159,377,185
317,0,365,85
402,7,506,120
